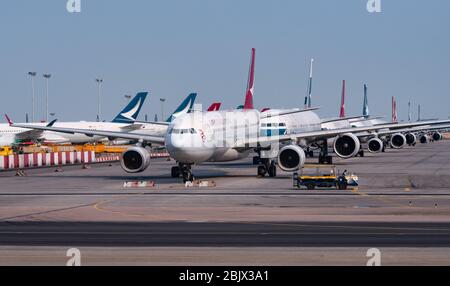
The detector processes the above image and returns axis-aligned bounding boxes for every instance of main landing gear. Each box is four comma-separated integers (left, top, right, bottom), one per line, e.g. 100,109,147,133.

257,158,277,177
171,163,194,183
318,139,333,165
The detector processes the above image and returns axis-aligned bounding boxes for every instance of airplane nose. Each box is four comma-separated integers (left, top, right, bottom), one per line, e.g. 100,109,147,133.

166,132,214,163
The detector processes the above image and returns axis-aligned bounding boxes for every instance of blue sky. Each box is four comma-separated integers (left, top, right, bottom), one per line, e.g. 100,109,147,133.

1,0,449,122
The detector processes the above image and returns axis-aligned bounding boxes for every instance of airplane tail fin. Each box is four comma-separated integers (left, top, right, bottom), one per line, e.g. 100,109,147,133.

166,93,197,122
207,103,221,112
111,92,148,123
363,84,369,118
243,48,255,110
339,80,346,118
5,114,13,126
392,96,398,122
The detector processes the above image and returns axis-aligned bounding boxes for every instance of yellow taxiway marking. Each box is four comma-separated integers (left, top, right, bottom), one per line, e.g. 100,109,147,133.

92,192,150,218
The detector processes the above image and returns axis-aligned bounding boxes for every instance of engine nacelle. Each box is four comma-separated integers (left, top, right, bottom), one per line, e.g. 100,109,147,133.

120,147,151,173
277,145,306,172
420,134,430,144
405,133,417,145
333,133,361,158
432,132,443,141
367,138,383,153
390,133,407,149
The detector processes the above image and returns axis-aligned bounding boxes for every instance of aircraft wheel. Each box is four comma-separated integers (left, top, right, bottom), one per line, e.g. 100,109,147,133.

257,165,267,177
171,166,180,178
268,164,277,177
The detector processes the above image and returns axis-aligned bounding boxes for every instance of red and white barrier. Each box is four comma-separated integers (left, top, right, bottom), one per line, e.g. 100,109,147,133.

150,152,170,158
0,151,96,170
95,155,121,162
95,152,170,163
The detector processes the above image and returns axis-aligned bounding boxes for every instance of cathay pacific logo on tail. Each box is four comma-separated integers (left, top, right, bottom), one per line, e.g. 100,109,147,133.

112,92,148,123
166,93,197,122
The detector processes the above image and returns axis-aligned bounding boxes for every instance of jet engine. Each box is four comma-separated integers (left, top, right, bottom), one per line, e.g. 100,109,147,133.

432,132,443,141
405,133,417,145
420,134,430,144
120,147,151,173
390,133,407,149
367,138,383,153
277,145,306,172
333,133,361,158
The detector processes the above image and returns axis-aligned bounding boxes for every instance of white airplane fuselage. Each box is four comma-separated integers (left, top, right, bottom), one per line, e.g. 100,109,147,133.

0,121,169,146
166,109,322,164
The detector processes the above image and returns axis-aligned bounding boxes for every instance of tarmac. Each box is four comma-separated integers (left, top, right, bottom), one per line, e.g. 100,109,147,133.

1,140,450,265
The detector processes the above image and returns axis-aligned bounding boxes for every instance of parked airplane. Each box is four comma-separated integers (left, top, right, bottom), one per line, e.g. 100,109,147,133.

2,92,197,146
0,92,147,146
13,49,450,182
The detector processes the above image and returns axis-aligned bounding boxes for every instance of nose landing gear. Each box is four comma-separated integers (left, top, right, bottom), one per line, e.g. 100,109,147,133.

257,158,277,177
172,163,195,183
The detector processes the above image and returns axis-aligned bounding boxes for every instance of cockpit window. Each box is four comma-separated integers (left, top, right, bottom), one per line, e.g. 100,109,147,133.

170,128,197,134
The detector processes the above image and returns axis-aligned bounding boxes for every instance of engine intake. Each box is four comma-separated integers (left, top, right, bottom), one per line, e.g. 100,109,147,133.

390,133,406,149
277,145,305,172
433,132,442,141
333,133,361,158
367,138,383,153
120,147,151,173
405,133,416,145
420,134,430,144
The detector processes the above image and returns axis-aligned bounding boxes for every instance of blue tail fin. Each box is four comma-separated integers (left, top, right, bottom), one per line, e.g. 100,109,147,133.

166,93,197,122
111,92,148,123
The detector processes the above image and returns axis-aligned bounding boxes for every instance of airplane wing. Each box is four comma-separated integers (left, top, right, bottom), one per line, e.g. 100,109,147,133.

11,124,166,144
260,107,320,118
119,123,145,131
132,120,170,126
369,124,450,138
7,118,57,141
321,115,367,124
236,119,450,147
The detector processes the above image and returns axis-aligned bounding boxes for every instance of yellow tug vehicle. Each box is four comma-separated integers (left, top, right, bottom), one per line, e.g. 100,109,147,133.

293,164,358,190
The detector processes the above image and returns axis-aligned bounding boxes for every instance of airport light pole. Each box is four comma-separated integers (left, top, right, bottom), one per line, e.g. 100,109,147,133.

96,78,103,122
43,74,51,122
28,72,37,122
159,98,166,121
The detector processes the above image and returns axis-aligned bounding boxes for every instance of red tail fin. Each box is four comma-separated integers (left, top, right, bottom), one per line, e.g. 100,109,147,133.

4,114,13,126
339,80,346,118
392,96,398,122
243,48,255,110
207,103,221,112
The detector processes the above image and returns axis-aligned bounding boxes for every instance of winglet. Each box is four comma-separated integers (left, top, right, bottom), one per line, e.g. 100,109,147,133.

243,48,255,110
363,84,369,118
4,114,13,126
47,119,57,127
392,96,398,122
339,80,346,118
